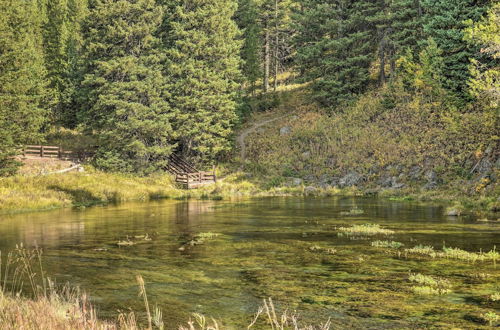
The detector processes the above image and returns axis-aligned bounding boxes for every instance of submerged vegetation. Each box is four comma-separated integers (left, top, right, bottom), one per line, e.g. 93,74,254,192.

337,224,395,238
404,245,499,263
408,273,452,295
371,240,404,249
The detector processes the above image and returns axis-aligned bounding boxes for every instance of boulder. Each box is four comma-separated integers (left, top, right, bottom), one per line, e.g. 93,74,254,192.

339,172,363,187
304,186,317,195
292,178,303,186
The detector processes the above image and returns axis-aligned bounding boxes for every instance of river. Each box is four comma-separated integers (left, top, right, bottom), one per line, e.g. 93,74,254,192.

0,197,498,328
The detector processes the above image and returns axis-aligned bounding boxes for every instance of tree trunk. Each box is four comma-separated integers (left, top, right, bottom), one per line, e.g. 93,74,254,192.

264,18,270,93
379,46,386,86
273,0,279,91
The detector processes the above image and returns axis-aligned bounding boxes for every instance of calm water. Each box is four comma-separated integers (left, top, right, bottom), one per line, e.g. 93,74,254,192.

0,197,499,328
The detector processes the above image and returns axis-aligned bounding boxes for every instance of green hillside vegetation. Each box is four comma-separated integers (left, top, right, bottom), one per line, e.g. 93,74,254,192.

0,0,498,213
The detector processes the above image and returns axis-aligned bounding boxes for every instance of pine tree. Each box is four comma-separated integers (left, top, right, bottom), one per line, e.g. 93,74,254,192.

389,0,423,54
0,0,50,175
80,0,176,174
42,0,88,127
237,0,262,95
294,0,381,108
421,0,488,97
162,0,241,160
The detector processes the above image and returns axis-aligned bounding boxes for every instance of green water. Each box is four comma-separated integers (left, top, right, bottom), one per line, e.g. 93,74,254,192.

0,197,499,328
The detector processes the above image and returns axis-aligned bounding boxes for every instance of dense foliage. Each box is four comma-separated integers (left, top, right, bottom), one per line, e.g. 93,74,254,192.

0,0,497,176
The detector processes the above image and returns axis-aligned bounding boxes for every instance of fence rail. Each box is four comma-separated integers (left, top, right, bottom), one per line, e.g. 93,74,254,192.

23,145,91,161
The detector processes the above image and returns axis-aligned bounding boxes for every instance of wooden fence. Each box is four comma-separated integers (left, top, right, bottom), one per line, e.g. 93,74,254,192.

167,154,216,189
175,170,217,189
22,145,216,188
23,145,91,161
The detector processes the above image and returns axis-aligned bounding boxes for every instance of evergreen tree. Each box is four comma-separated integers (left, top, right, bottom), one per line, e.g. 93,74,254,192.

80,0,176,173
294,0,381,108
237,0,261,94
421,0,488,97
162,0,241,159
42,0,88,127
0,0,50,175
389,0,423,54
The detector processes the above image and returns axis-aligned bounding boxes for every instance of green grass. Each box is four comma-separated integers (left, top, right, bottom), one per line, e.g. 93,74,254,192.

371,240,404,248
0,168,184,214
404,244,499,263
338,224,395,237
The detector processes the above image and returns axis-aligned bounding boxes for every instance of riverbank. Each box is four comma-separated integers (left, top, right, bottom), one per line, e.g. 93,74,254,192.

0,167,498,217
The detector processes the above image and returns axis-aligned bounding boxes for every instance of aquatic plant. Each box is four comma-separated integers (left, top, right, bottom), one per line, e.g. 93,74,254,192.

197,232,220,240
409,273,451,295
404,245,436,257
481,311,499,326
371,240,404,249
490,292,500,302
308,245,337,255
338,224,394,237
339,208,364,216
405,245,498,263
117,237,135,246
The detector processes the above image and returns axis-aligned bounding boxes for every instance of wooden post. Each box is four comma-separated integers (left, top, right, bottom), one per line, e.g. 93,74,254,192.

213,165,217,183
23,146,26,158
199,172,202,184
58,146,62,159
41,145,44,158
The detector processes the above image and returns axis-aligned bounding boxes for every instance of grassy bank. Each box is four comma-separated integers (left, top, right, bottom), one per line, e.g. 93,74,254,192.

0,169,184,214
1,167,497,216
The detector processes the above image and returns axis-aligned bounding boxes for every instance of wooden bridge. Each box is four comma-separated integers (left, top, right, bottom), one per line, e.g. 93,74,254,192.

167,154,216,189
22,145,216,189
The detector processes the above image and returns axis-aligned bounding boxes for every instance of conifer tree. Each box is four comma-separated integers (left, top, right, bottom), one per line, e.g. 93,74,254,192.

43,0,88,127
237,0,262,95
0,0,50,175
294,0,380,108
162,0,241,159
389,0,423,54
80,0,176,173
421,0,488,97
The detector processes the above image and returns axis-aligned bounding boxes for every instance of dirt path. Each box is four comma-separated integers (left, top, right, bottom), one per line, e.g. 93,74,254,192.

236,115,286,161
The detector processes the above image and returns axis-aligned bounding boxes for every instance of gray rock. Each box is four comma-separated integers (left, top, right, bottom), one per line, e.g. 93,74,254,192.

301,151,311,159
378,176,393,188
423,181,438,190
279,126,291,136
339,172,363,187
408,166,421,179
425,170,438,182
379,176,405,189
304,186,317,195
303,174,316,182
292,178,303,186
476,158,492,174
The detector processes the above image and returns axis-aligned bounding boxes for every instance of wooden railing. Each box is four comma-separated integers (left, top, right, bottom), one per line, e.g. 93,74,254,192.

23,145,92,161
175,170,217,189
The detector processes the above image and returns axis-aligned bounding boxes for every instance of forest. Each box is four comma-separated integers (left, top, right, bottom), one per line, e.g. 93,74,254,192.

0,1,499,328
0,0,497,178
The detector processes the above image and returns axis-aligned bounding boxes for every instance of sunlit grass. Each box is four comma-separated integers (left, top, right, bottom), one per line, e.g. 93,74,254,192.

408,273,452,295
404,244,498,263
338,224,395,237
371,240,404,249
